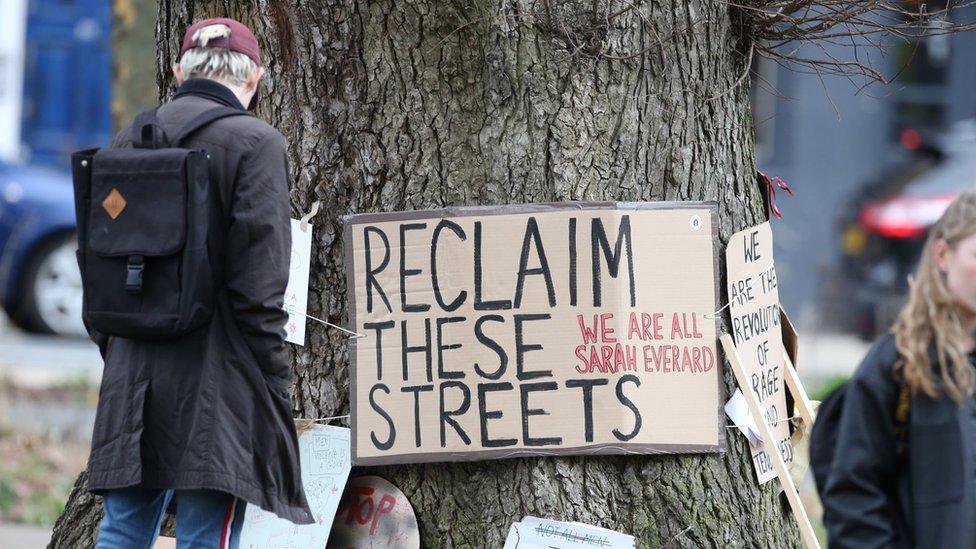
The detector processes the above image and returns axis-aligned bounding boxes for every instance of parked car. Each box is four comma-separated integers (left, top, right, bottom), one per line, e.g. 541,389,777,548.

839,120,976,339
0,161,84,336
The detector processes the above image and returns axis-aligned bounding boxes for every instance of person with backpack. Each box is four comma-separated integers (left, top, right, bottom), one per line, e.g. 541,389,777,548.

819,190,976,547
71,18,313,548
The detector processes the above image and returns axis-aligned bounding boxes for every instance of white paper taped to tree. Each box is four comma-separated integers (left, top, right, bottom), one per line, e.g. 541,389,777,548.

503,516,635,548
238,424,351,548
724,389,764,450
284,219,313,345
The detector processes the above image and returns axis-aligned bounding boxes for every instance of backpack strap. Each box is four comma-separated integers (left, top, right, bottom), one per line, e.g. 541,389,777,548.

132,107,163,149
169,106,251,147
131,106,250,149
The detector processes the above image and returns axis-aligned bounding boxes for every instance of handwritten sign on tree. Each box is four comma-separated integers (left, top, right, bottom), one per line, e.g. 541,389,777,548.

327,476,419,549
343,203,723,465
725,222,791,484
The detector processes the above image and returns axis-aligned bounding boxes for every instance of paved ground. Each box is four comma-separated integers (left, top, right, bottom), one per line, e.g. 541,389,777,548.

795,331,871,392
0,523,180,548
0,315,101,388
0,522,51,548
0,314,101,439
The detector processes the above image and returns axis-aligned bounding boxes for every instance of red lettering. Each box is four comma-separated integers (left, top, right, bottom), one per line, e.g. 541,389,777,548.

601,345,614,373
702,346,715,372
692,347,703,372
342,486,376,526
371,494,397,535
600,313,616,343
577,315,599,344
653,345,667,371
653,313,664,339
641,313,653,340
589,346,605,373
628,313,641,340
356,495,373,525
670,313,683,339
613,344,625,373
575,345,589,374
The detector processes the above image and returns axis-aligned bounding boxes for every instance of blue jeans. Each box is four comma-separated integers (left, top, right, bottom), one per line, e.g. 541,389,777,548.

96,487,246,549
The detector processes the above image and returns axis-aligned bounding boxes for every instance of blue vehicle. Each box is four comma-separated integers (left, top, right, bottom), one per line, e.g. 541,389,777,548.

0,0,112,336
0,161,85,335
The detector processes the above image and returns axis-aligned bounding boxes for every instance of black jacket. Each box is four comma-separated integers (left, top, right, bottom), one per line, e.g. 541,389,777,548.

84,78,313,524
822,333,976,548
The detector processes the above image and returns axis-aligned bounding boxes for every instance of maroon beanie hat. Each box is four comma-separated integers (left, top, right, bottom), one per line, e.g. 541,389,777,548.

180,17,262,67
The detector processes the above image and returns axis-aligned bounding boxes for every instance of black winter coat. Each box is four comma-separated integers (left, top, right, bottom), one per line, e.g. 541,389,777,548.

822,333,976,548
83,78,313,525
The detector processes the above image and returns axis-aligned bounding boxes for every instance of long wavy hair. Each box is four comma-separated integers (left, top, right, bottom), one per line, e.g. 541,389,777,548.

892,190,976,402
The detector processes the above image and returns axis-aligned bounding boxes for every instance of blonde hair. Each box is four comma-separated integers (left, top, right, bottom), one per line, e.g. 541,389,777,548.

892,190,976,402
179,24,257,87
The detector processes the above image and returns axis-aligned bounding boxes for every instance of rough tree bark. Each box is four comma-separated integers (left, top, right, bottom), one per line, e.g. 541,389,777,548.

51,1,801,547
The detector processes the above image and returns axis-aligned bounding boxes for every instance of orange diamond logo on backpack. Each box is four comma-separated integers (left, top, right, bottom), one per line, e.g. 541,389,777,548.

102,188,127,220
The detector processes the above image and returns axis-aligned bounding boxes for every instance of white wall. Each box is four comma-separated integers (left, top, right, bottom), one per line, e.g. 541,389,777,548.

0,0,27,162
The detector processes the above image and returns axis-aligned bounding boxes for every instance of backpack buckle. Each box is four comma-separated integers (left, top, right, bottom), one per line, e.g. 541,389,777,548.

126,255,144,294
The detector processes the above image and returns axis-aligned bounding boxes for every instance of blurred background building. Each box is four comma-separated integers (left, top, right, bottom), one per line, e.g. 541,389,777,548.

754,9,976,337
1,0,113,167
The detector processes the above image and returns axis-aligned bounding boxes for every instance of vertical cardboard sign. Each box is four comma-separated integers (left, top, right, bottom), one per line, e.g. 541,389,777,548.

285,219,313,345
239,424,351,548
343,202,723,465
725,222,791,483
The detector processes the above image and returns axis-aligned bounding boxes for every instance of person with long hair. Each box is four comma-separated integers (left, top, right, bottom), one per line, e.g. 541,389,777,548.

823,190,976,547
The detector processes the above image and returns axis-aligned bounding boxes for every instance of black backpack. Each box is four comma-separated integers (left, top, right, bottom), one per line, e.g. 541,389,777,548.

71,106,248,339
810,379,911,496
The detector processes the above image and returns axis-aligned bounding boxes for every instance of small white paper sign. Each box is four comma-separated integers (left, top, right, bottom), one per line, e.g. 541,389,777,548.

503,516,635,549
284,219,313,345
239,424,351,548
724,389,764,450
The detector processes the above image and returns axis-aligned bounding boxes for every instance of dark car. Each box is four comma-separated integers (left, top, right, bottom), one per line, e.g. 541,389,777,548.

838,120,976,339
0,161,85,336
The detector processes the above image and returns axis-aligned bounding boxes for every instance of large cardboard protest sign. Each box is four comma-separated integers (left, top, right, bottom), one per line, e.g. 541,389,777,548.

725,222,791,484
344,203,722,465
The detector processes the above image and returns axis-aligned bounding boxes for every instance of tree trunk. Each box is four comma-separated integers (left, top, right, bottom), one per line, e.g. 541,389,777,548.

52,1,801,547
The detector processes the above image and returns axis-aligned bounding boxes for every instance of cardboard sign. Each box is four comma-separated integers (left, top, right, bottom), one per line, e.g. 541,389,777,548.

327,476,420,549
284,219,313,345
343,202,723,465
725,222,791,483
238,424,351,548
503,517,635,548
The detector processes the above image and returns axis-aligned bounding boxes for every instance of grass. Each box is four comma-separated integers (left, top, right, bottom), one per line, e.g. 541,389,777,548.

0,379,92,528
0,434,88,527
809,374,850,402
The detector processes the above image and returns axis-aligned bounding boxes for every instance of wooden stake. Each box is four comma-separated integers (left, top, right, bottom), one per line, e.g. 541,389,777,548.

721,334,821,549
783,350,817,431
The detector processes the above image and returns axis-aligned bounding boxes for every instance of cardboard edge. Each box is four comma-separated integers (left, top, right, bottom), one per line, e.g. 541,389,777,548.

342,220,360,465
340,200,719,225
707,203,726,452
352,442,724,467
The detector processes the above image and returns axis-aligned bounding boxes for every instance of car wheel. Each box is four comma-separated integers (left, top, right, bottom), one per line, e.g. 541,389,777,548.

15,233,87,337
